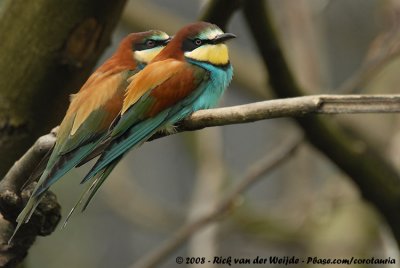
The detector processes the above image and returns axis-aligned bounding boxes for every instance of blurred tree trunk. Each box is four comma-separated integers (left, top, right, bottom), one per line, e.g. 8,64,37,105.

0,0,127,177
0,0,128,266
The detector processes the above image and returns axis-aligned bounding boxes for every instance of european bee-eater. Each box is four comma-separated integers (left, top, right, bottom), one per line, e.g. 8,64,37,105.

11,30,170,241
81,22,235,198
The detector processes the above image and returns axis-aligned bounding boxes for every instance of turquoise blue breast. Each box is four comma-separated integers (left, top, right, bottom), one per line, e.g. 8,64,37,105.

188,60,233,110
165,60,233,123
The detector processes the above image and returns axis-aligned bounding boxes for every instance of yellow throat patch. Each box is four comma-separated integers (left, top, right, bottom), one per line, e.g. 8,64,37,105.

134,46,164,64
184,44,229,65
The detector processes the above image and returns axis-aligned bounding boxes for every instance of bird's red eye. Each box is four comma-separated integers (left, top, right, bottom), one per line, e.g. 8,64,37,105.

194,39,202,46
146,40,155,47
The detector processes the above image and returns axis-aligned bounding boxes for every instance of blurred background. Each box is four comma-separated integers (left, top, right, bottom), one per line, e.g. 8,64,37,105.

8,0,400,267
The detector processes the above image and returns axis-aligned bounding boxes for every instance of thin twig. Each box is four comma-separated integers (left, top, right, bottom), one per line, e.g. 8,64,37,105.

130,134,302,268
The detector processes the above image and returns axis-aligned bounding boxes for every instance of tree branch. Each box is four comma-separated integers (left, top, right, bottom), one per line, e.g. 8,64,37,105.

4,93,400,193
1,93,398,265
182,94,400,130
242,0,400,247
0,128,57,197
130,134,302,268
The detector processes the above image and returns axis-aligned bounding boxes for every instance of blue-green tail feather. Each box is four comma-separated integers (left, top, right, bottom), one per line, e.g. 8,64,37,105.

63,157,121,228
81,111,169,183
10,140,103,243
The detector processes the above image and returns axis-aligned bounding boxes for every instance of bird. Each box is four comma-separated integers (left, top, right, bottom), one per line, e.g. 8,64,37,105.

11,30,171,241
81,21,235,199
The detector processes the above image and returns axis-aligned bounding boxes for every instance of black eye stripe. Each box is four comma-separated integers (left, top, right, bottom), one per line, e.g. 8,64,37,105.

182,38,212,52
152,40,167,46
134,39,167,51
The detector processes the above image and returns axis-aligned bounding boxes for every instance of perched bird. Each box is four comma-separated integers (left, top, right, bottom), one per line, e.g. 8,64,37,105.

11,30,171,240
81,22,235,195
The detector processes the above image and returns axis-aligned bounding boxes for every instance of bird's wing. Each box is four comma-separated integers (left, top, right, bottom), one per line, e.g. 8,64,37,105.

66,59,190,166
56,69,129,155
32,69,131,196
81,59,209,182
111,58,207,137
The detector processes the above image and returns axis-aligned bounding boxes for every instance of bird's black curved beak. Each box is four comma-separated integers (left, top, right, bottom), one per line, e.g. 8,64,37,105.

163,37,172,45
212,33,236,44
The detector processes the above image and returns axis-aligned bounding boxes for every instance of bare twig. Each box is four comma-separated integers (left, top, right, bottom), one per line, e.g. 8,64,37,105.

130,135,302,268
